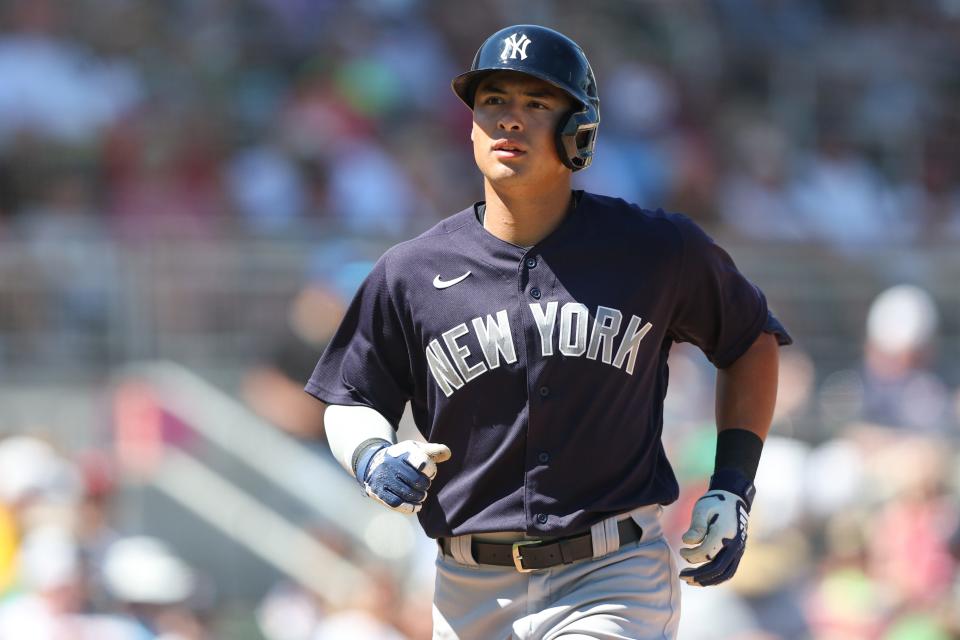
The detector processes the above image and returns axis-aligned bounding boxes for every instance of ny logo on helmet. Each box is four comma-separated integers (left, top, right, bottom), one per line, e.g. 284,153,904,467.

500,33,532,61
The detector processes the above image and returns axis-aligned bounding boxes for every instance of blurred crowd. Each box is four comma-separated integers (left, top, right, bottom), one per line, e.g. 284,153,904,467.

0,421,437,640
0,0,959,639
661,283,960,640
0,0,958,247
0,436,212,639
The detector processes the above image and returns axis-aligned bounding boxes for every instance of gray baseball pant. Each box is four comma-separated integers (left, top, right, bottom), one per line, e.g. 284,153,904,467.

432,505,681,639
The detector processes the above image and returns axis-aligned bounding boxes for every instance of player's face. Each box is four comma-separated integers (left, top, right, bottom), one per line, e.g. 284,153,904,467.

471,72,574,187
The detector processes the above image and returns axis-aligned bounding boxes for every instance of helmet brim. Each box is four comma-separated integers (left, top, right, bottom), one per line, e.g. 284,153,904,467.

451,68,587,112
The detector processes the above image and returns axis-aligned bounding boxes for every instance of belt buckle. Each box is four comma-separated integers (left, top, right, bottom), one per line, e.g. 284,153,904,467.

511,540,540,573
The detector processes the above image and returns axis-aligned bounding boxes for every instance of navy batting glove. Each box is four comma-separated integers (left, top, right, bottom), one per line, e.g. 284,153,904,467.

353,439,451,514
679,468,755,587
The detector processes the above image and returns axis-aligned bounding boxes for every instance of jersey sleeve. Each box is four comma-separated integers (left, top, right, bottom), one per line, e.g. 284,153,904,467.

304,255,412,426
668,215,791,368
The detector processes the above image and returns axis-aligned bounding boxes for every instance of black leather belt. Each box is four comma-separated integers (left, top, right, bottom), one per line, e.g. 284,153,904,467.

442,518,643,572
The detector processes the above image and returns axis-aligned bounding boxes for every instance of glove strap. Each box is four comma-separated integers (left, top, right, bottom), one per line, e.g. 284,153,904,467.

709,468,756,511
352,438,391,485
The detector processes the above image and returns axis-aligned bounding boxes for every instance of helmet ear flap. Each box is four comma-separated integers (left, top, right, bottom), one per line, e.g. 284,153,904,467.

555,109,576,169
556,106,599,171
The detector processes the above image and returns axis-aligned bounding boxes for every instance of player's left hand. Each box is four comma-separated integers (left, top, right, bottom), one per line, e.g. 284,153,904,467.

679,469,755,587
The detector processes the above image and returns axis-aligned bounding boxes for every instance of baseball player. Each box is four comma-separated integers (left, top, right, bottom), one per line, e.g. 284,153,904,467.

307,24,791,640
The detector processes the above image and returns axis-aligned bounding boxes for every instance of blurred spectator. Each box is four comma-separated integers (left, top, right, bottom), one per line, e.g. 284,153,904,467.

312,567,410,640
915,138,960,242
0,436,82,533
313,608,408,640
859,285,953,432
0,526,147,639
675,581,764,640
788,130,900,248
0,2,142,145
104,110,228,240
225,142,308,235
256,580,326,640
325,141,425,236
242,283,345,441
865,437,956,607
13,168,115,362
717,119,806,241
74,449,123,612
805,429,960,639
101,536,207,640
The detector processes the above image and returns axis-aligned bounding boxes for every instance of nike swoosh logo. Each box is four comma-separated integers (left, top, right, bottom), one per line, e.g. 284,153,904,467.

433,271,471,289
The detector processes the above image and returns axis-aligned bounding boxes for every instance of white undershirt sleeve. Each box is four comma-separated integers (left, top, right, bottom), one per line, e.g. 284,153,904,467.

324,404,397,477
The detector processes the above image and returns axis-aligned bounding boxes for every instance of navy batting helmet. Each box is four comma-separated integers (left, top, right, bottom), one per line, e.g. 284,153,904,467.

452,25,600,171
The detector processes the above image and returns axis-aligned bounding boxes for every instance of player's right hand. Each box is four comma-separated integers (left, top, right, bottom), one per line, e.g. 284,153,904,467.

355,440,452,514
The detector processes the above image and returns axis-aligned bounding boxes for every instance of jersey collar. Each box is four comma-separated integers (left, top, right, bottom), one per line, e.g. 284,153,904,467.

469,190,588,259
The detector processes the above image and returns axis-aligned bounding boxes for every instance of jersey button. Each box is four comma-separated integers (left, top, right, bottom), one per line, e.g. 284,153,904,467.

538,386,550,398
525,257,537,269
536,513,548,524
530,287,541,299
538,452,550,464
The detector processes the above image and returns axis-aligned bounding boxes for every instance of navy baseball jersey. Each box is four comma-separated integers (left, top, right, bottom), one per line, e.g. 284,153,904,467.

306,191,791,539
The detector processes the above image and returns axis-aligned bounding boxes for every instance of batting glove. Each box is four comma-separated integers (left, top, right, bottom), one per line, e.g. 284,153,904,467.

353,439,451,514
679,468,756,587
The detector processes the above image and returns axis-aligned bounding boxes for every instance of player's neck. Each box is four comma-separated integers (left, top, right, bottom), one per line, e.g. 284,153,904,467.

482,180,573,247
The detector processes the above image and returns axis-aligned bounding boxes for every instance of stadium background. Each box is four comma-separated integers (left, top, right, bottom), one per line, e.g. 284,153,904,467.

0,0,958,638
